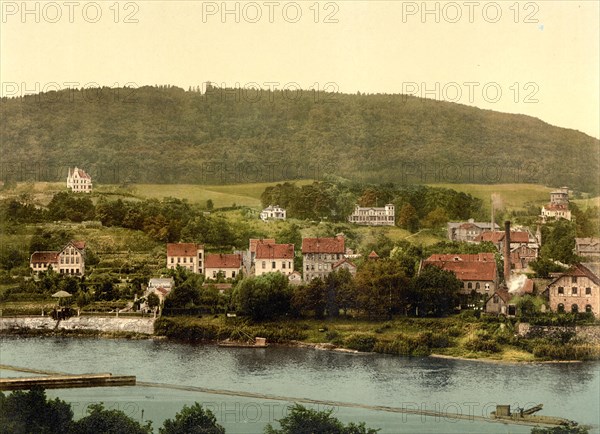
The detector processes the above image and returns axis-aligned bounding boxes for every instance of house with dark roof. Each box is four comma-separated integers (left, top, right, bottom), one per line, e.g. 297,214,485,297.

484,289,512,315
546,263,600,317
301,235,345,282
575,238,600,260
420,253,498,295
447,219,500,242
30,240,86,276
255,243,295,277
332,257,357,276
205,253,242,280
474,230,539,271
166,243,204,274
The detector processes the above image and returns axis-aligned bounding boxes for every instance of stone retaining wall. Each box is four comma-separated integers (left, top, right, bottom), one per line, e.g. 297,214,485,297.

517,323,600,344
0,316,155,335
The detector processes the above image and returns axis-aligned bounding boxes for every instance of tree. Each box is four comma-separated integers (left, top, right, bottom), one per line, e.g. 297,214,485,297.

265,404,379,434
354,259,410,318
159,402,225,434
0,387,73,434
411,265,461,316
147,292,160,310
292,278,326,318
73,403,152,434
422,207,449,229
206,199,214,210
234,273,292,320
540,219,577,264
398,203,419,233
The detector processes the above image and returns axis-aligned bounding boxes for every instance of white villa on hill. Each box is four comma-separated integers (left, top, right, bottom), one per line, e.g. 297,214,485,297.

67,167,92,193
260,205,286,221
348,204,395,226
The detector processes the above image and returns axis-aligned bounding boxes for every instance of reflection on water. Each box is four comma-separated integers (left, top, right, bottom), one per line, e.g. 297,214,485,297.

1,336,599,434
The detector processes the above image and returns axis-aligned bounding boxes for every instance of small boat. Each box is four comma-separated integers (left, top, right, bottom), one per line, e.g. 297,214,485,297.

218,337,268,348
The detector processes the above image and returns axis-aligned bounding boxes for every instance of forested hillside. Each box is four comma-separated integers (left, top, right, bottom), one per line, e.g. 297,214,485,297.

1,84,598,193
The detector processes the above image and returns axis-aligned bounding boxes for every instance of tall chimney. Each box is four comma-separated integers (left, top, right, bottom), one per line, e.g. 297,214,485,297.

504,221,511,285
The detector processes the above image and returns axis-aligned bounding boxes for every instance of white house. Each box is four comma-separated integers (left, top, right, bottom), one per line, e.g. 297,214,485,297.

348,204,395,226
67,167,93,193
260,205,286,221
30,241,86,276
541,187,572,221
254,243,294,276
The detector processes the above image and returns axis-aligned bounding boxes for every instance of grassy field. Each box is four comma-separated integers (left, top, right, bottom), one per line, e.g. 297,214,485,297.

427,183,552,213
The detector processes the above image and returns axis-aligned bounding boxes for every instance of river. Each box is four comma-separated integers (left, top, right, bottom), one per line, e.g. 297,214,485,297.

1,336,599,433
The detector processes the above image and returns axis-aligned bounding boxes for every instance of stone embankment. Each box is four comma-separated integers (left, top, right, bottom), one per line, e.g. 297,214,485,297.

0,316,155,335
517,323,600,344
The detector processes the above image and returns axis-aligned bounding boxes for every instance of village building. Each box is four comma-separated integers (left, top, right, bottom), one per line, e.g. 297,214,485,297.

447,219,500,242
288,271,303,286
166,243,204,274
575,238,600,260
546,263,600,317
66,167,92,193
254,243,295,277
302,235,345,282
205,253,243,280
540,187,571,221
484,289,512,315
420,253,498,295
30,241,86,276
474,230,539,271
348,204,395,226
332,257,357,276
260,205,286,221
368,251,380,261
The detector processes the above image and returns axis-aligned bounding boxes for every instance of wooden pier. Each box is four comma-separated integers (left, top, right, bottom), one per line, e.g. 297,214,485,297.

0,373,136,391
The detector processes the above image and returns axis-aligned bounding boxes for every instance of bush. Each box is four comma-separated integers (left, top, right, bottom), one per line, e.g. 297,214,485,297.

343,333,378,352
464,332,501,353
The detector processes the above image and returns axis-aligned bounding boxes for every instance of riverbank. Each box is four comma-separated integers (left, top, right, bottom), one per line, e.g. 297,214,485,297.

2,314,599,362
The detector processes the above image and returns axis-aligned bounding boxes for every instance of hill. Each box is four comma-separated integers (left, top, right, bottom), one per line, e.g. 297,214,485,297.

1,84,598,193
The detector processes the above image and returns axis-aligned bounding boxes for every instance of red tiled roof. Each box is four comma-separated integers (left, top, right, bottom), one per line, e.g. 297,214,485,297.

69,240,86,250
521,279,534,294
332,257,357,270
31,251,60,263
488,289,511,304
544,203,569,211
76,168,91,179
167,243,203,257
256,243,294,260
423,254,497,281
368,251,379,259
154,287,169,296
302,236,345,254
249,239,276,253
205,253,242,269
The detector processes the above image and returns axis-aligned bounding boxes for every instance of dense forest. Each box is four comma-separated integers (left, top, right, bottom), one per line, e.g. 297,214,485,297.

1,84,598,192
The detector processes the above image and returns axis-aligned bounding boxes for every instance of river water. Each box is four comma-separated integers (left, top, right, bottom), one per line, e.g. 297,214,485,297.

1,336,599,433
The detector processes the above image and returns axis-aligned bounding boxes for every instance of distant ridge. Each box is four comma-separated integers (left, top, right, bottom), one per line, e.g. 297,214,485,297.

1,85,598,193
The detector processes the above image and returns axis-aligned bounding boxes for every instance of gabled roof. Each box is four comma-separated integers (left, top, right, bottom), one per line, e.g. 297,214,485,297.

547,263,600,287
71,167,91,179
63,240,86,251
486,289,511,304
31,251,60,263
422,254,497,282
368,251,379,259
332,257,357,270
167,243,203,257
302,236,345,254
249,239,276,253
256,243,294,260
543,203,569,211
205,253,242,269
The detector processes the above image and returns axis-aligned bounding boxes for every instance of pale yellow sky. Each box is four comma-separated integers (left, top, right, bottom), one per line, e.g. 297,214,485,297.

1,0,599,138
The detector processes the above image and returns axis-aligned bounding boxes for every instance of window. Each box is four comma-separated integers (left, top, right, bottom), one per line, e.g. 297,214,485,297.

585,305,593,313
282,262,286,269
232,271,236,278
171,258,174,263
262,261,266,269
183,257,187,263
177,258,180,263
213,271,217,278
289,262,292,269
572,287,578,295
558,303,565,313
572,276,578,283
485,283,490,290
198,252,202,259
558,287,564,294
475,282,480,290
571,304,578,313
272,262,276,269
493,294,499,304
76,257,79,264
586,287,592,295
467,282,473,289
190,258,194,263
